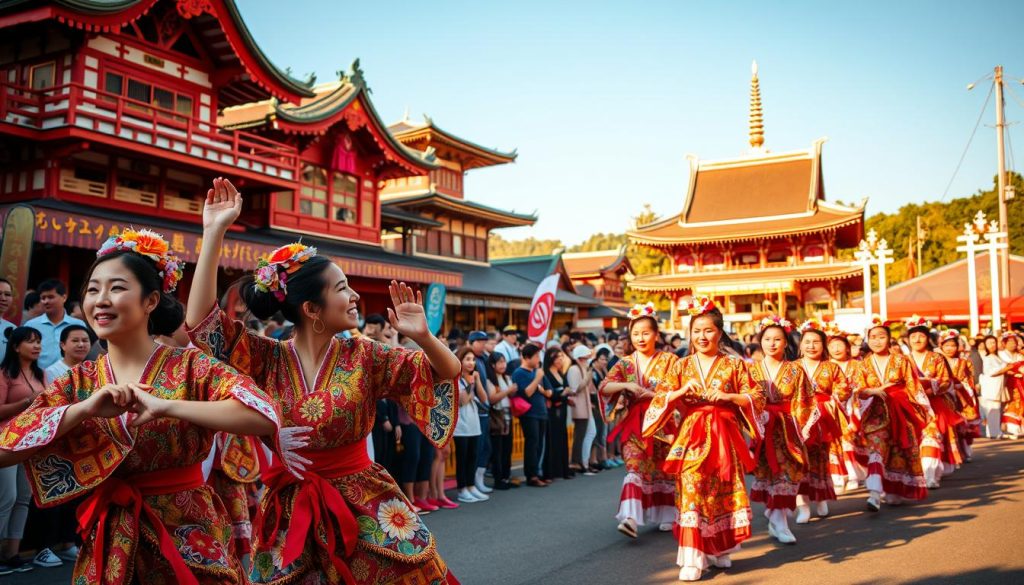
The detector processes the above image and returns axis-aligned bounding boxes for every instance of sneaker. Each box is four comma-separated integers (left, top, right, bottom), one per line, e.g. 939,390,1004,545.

56,545,79,562
0,564,13,576
33,548,63,568
468,486,490,501
3,556,33,573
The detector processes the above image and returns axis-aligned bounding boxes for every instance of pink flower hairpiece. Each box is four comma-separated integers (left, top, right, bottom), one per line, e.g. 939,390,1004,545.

627,302,656,321
96,228,183,293
759,315,792,333
683,296,716,316
254,242,318,301
800,319,823,333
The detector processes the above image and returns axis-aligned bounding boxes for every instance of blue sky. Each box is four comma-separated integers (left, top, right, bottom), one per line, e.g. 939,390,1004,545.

242,0,1024,245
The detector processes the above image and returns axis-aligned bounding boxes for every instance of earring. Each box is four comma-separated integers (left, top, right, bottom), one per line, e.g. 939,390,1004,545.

312,316,326,334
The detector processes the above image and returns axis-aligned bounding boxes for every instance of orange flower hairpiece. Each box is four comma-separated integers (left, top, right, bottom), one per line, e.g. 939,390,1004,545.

627,301,656,321
800,318,823,333
254,242,318,301
97,228,183,293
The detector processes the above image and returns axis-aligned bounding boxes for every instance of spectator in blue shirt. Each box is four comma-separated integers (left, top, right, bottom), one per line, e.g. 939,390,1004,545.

511,343,552,487
467,331,495,494
23,280,87,369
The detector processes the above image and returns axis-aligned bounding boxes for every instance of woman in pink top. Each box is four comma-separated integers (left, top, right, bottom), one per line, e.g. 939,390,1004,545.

0,326,45,573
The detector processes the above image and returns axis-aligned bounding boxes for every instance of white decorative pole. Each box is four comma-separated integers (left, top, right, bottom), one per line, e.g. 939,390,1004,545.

874,238,894,321
957,218,981,336
980,215,1009,332
854,233,876,319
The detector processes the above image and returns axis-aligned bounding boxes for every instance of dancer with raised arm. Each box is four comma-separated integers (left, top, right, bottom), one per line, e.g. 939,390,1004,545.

0,229,282,584
187,178,461,584
643,298,764,582
598,302,678,539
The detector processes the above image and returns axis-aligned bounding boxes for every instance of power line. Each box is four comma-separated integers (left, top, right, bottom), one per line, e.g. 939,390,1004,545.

941,81,994,201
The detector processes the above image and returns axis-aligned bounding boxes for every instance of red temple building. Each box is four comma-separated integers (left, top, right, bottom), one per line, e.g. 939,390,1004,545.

0,0,459,316
563,248,633,330
628,63,866,332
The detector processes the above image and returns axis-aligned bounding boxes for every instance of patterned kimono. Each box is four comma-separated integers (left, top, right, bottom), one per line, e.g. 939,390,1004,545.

945,357,981,454
834,360,866,483
0,346,281,585
748,360,814,510
190,307,458,585
209,433,266,556
848,353,930,500
643,354,764,570
598,351,678,527
911,351,961,482
999,351,1024,436
799,360,851,502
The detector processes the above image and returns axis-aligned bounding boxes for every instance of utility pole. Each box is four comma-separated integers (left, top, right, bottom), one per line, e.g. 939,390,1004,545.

915,215,925,275
995,65,1011,298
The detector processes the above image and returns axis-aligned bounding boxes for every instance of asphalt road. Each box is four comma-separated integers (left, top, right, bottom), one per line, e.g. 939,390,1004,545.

10,439,1024,584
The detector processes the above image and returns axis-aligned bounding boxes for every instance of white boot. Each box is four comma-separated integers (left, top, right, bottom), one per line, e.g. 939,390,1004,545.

659,522,675,532
795,495,811,524
709,554,731,568
678,566,703,581
474,468,493,494
866,490,881,512
768,509,796,544
816,501,829,517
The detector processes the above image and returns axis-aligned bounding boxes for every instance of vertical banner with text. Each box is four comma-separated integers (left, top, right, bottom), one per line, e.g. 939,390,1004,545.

527,274,560,344
0,206,36,325
425,283,447,336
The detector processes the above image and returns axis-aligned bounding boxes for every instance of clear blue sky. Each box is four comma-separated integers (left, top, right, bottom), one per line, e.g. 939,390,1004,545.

242,0,1024,245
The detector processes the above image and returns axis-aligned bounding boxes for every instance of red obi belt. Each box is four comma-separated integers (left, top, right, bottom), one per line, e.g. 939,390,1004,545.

806,394,843,446
885,385,928,449
753,402,806,474
667,404,755,482
77,464,206,585
607,398,651,448
256,442,373,585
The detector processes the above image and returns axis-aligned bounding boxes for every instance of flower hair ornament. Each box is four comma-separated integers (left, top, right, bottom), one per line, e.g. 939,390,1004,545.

869,314,886,328
904,314,931,330
759,314,792,333
939,329,960,345
1001,331,1021,342
822,321,845,338
799,318,824,333
97,228,183,293
627,301,656,321
683,296,716,316
254,242,318,301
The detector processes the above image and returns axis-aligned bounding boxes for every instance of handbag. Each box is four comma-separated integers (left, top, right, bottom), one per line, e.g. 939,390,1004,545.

488,407,508,434
510,395,532,417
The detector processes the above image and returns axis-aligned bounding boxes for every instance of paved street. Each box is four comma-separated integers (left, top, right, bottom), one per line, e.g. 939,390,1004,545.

10,439,1024,584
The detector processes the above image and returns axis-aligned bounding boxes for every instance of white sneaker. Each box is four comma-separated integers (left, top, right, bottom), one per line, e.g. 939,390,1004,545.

32,548,62,568
56,546,79,562
659,522,674,532
795,505,811,525
926,481,940,489
678,566,703,581
816,501,829,517
474,481,494,494
468,486,490,501
710,554,731,568
457,489,480,503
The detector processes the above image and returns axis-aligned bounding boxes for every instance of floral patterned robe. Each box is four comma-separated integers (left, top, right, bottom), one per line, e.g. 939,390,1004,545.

190,307,458,585
209,433,265,556
834,359,866,483
598,351,678,526
799,360,850,501
848,353,930,500
945,357,981,451
911,351,961,475
643,354,764,569
0,346,281,585
999,351,1024,436
748,360,814,509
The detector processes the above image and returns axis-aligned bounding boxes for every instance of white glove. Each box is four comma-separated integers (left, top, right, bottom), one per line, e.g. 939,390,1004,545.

278,426,313,479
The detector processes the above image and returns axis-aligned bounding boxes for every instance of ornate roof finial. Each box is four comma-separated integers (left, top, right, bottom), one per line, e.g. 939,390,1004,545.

749,60,765,152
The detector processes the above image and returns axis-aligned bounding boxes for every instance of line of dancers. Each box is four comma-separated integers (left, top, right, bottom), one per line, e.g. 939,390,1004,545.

0,178,463,584
602,299,1019,582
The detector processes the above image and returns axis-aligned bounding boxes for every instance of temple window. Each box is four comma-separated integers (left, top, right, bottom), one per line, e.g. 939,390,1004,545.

766,249,789,264
702,251,725,270
802,244,825,262
736,251,759,266
29,61,55,90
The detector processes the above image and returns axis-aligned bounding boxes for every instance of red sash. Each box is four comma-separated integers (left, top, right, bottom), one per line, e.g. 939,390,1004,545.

77,464,205,585
809,394,843,445
753,402,806,474
677,404,755,482
928,394,964,435
255,442,372,584
885,386,928,449
607,398,653,454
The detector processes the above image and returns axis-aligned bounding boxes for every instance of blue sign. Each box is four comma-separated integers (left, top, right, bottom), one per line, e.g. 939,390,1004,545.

425,283,447,335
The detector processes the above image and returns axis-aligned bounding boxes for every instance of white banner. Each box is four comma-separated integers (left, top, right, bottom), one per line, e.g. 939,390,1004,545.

527,274,561,344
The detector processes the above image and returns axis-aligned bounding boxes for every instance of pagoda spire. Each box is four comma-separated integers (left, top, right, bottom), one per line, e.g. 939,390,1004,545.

749,60,765,152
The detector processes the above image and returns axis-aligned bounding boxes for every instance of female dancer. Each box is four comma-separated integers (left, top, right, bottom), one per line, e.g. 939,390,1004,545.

795,322,849,523
748,317,813,543
904,316,958,489
999,332,1024,438
827,327,866,491
599,302,678,539
0,228,283,584
848,318,930,511
643,298,764,581
937,330,981,461
187,178,461,584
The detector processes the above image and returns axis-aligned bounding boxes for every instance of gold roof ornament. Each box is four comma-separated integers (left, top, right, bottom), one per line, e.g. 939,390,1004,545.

749,60,765,152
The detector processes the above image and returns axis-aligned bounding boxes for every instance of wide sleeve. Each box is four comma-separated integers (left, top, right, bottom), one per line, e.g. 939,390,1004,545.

789,365,816,428
0,370,134,507
734,360,766,439
187,304,280,383
598,359,630,422
364,339,457,449
832,366,852,403
898,356,933,413
643,359,687,437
